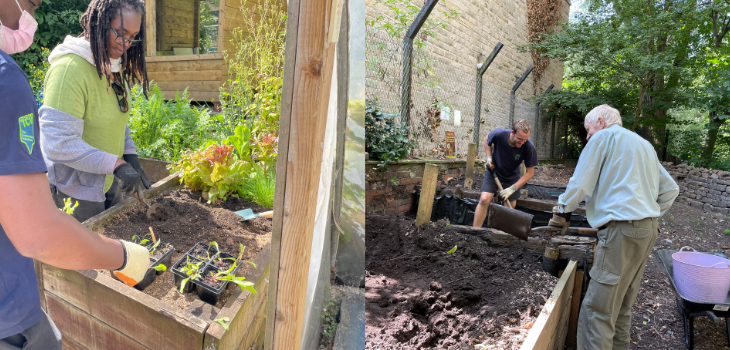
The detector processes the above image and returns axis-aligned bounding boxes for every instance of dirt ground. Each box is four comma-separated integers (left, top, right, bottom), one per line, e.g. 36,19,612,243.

366,215,558,349
97,188,272,311
444,164,574,192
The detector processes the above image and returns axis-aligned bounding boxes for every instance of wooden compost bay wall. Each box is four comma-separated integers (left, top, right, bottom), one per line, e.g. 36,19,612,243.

35,174,270,350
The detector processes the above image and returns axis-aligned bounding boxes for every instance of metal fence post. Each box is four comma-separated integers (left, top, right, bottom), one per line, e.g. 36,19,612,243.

400,0,439,125
550,117,556,159
473,43,503,150
508,66,533,128
534,83,554,157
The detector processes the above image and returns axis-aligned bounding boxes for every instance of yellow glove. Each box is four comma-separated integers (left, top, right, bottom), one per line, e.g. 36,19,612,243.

113,240,150,287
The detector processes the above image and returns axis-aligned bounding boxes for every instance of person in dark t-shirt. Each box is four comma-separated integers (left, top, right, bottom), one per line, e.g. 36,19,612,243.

473,119,537,227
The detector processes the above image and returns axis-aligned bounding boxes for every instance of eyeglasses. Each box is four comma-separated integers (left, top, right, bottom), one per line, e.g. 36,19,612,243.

110,26,142,47
112,81,129,113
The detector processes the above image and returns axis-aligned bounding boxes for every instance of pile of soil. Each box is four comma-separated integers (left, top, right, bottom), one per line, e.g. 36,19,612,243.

629,201,730,349
531,165,574,184
366,215,558,349
97,188,272,310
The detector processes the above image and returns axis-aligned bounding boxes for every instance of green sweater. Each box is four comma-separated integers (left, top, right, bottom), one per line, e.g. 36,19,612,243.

43,54,129,192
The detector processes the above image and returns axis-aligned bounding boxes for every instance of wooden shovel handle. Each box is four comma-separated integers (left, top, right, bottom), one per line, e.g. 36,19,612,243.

260,210,274,219
572,227,598,235
492,176,513,209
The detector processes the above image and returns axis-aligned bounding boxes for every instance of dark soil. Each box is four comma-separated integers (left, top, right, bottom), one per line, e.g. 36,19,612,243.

97,188,271,311
531,165,574,184
366,215,558,349
150,243,173,260
629,201,730,349
446,173,485,191
201,268,226,289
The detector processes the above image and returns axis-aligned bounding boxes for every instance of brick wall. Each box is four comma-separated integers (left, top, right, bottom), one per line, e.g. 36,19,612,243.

366,160,486,215
366,0,571,160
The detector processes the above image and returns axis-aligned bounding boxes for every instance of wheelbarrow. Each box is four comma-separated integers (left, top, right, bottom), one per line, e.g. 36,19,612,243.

656,249,730,349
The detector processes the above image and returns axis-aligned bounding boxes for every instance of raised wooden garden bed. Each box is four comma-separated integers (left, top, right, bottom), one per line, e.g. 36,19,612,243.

36,174,271,350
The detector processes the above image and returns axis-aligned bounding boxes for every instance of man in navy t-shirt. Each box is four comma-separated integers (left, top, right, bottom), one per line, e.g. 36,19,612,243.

473,119,537,227
0,1,150,348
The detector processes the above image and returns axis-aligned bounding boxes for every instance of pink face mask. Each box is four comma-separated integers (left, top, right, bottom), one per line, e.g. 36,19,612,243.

0,0,39,54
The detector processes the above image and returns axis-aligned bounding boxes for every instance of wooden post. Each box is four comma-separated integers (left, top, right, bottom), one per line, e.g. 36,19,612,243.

416,164,439,226
544,246,560,260
145,0,156,57
217,0,226,54
465,143,476,189
265,0,339,348
566,270,584,349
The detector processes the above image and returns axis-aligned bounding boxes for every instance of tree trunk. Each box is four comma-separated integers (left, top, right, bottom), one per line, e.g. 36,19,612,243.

703,112,727,167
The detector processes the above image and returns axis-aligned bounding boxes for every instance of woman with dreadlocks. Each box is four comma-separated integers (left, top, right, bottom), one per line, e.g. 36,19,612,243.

40,0,153,222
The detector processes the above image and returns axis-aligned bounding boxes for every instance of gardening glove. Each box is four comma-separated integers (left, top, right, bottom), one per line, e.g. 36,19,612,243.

113,240,150,287
123,154,152,189
486,156,493,170
548,205,572,235
114,162,146,198
499,185,517,201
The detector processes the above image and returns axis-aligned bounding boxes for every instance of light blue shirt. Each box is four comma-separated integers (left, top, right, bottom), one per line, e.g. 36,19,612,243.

558,124,679,228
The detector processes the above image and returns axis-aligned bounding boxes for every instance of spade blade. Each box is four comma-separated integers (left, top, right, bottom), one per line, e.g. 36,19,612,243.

487,203,533,241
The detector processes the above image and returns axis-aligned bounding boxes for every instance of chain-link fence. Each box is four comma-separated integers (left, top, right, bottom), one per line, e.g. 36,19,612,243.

366,24,568,161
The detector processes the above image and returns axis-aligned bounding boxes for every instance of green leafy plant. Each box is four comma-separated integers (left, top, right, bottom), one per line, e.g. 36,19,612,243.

724,229,729,235
319,285,340,347
446,245,457,254
179,257,204,293
198,0,219,54
153,264,167,272
128,83,217,161
242,163,276,208
214,317,230,331
366,100,416,171
207,244,257,294
60,197,78,215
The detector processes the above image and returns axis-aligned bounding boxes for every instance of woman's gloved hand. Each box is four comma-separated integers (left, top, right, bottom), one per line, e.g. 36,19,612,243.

112,240,150,286
122,154,152,189
113,162,146,197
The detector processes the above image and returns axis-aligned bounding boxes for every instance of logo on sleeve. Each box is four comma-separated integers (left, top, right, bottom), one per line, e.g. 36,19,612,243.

19,114,35,155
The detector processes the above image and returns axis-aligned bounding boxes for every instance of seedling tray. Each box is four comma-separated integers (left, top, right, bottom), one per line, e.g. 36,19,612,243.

172,254,203,293
148,243,175,276
175,242,244,304
197,266,227,305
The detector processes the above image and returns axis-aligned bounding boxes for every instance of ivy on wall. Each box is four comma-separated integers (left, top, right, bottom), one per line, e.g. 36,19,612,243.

526,0,564,94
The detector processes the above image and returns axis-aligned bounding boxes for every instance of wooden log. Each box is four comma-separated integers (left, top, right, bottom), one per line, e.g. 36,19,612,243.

43,265,206,350
465,143,476,189
544,246,559,260
46,294,148,350
521,260,577,350
567,270,584,349
416,163,439,226
448,225,548,252
550,236,596,246
265,0,338,346
558,245,593,264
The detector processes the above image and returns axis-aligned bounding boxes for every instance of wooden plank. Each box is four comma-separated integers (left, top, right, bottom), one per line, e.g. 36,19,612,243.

145,0,156,56
160,6,195,19
239,300,267,350
147,60,223,73
203,245,271,350
44,265,206,350
267,0,338,347
148,69,223,81
146,53,223,62
264,0,299,342
160,90,219,101
566,270,584,349
193,0,200,46
465,143,476,189
154,80,220,92
217,0,227,53
156,0,164,53
34,260,46,311
415,163,439,226
162,29,194,38
62,334,90,350
520,260,577,350
46,294,149,350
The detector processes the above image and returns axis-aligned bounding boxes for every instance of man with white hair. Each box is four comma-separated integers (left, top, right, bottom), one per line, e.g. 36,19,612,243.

548,104,679,350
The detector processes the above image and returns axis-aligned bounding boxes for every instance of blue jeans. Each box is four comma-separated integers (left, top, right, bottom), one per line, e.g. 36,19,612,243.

0,311,61,350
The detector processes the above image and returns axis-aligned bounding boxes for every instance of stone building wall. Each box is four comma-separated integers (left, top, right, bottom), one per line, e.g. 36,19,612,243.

366,0,572,160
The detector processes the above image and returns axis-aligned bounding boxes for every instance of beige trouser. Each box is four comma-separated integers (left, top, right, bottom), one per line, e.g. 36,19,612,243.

577,217,659,350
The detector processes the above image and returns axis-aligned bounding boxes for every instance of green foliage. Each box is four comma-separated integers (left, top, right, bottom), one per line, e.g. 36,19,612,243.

179,257,204,293
319,286,340,347
60,197,78,215
170,143,251,204
214,317,230,331
724,229,729,235
128,84,218,161
220,0,285,142
366,100,416,170
153,264,167,272
242,163,276,208
207,244,257,294
11,0,86,80
446,245,457,254
198,0,219,54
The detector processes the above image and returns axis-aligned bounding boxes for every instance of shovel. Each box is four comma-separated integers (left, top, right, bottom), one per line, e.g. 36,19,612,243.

486,165,533,241
133,192,168,221
234,209,274,222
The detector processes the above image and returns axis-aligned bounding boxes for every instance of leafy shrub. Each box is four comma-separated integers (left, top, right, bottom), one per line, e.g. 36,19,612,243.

242,163,276,208
365,100,415,169
128,83,217,161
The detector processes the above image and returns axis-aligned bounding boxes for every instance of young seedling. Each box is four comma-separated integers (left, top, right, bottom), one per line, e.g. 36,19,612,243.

214,317,230,331
179,257,204,293
153,264,167,272
207,244,257,294
446,245,457,254
725,229,729,235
